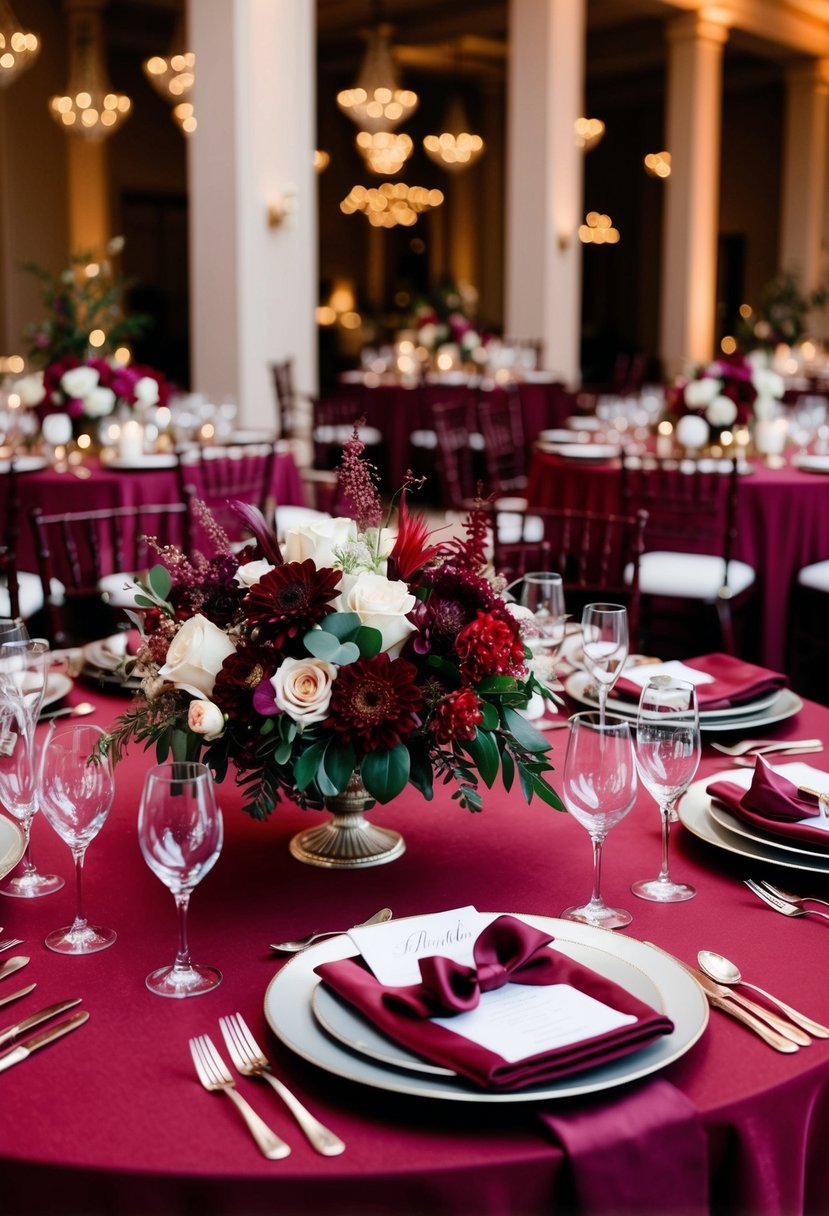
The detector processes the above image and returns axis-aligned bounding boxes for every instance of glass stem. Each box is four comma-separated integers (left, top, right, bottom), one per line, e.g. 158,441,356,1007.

590,833,606,907
71,848,88,931
173,892,192,972
18,815,35,877
598,684,607,729
658,801,675,884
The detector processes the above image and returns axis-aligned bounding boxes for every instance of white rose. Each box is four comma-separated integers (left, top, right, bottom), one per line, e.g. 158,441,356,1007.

61,366,99,399
675,413,710,450
272,656,335,727
705,395,738,427
187,699,225,741
343,570,416,657
418,322,438,348
84,386,116,417
753,395,777,422
751,368,785,400
134,376,160,406
158,614,236,698
234,559,274,588
684,377,720,407
13,372,44,406
283,517,357,568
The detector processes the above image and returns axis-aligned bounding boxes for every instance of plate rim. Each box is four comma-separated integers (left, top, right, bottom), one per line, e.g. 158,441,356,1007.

264,912,708,1104
0,814,25,881
707,797,829,860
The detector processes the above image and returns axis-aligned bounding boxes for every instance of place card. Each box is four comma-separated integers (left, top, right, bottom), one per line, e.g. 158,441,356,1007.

349,906,499,987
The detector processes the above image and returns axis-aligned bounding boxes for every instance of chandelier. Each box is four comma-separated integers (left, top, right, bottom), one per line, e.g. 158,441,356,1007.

143,15,196,134
574,117,605,151
423,97,484,172
49,3,131,139
356,130,413,175
0,0,39,87
337,24,418,134
340,183,443,228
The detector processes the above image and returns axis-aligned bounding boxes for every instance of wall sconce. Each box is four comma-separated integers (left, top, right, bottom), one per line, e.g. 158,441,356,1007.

267,186,297,228
644,151,671,178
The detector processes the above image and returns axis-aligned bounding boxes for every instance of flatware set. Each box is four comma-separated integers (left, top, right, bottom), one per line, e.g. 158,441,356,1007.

745,878,829,924
711,738,823,757
0,1011,89,1073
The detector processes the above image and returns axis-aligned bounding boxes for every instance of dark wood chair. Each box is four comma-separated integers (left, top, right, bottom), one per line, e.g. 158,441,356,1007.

431,395,485,510
269,357,303,440
30,499,194,646
0,460,56,626
176,439,278,538
492,505,648,650
477,390,528,500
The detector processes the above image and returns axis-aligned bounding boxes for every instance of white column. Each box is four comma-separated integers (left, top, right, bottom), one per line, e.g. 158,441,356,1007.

505,0,584,383
660,12,729,379
188,0,317,433
780,60,829,293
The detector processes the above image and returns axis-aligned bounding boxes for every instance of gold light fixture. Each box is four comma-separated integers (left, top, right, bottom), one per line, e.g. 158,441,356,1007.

423,96,484,172
356,130,413,175
314,150,331,173
49,3,131,139
0,0,39,87
644,151,671,178
337,24,418,134
574,117,605,151
340,183,443,228
578,212,620,244
143,15,195,134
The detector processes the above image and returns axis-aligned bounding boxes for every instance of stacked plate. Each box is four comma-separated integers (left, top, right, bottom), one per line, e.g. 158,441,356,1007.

679,762,829,876
81,634,143,691
564,671,803,735
264,913,708,1104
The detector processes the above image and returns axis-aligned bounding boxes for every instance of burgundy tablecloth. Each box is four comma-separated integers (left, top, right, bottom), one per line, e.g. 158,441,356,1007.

3,684,829,1215
4,451,306,572
526,450,829,672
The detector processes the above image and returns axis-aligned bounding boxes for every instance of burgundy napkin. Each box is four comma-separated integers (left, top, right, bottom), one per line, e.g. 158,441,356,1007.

614,653,787,710
540,1078,709,1214
707,757,829,848
314,916,674,1092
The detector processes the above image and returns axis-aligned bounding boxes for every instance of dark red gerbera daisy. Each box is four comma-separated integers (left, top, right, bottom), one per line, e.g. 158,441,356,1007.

325,653,422,753
212,641,276,716
244,559,340,646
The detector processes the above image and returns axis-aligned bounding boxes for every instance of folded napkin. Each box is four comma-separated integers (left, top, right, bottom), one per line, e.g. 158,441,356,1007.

614,653,787,711
707,757,829,848
314,916,674,1092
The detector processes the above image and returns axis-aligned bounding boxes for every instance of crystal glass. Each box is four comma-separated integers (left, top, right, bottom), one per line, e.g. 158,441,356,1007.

520,572,567,667
581,603,629,726
138,762,223,997
0,640,64,898
0,619,29,646
631,677,700,903
37,723,116,952
560,711,637,930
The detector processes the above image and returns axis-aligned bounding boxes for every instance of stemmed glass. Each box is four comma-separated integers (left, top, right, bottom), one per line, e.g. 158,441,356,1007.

0,639,64,897
37,723,116,952
519,572,568,683
631,677,700,903
581,603,629,726
0,619,29,646
138,762,223,998
560,711,637,930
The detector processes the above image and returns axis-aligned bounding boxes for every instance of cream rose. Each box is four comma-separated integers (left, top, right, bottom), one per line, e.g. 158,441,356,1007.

61,366,99,399
158,614,236,698
684,377,719,408
751,367,785,400
272,657,336,727
13,372,44,407
342,570,416,657
282,517,357,567
705,395,738,428
134,376,160,406
188,699,226,741
234,559,274,588
84,386,116,418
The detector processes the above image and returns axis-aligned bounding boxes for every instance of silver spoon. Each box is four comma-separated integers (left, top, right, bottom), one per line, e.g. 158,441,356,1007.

270,907,392,953
40,702,96,723
698,950,829,1038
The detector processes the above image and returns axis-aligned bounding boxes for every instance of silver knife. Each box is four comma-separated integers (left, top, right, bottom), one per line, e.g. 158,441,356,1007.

0,983,36,1010
0,998,82,1052
0,1010,89,1073
0,955,29,982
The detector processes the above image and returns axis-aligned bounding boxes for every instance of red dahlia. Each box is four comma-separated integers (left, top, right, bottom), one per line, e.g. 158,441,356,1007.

430,688,483,744
244,559,340,647
213,642,276,716
325,653,422,752
455,610,526,683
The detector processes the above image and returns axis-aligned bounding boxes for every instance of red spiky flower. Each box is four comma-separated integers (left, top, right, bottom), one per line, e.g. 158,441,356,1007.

388,488,447,581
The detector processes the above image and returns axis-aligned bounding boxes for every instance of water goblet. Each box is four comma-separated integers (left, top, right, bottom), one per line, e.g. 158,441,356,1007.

631,677,700,903
0,619,29,646
519,572,568,680
0,640,64,897
581,603,629,726
37,723,116,952
560,711,637,930
138,761,223,998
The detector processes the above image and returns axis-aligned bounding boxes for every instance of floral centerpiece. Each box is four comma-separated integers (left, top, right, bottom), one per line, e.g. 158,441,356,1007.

667,350,785,447
99,431,562,866
17,355,169,427
402,279,491,369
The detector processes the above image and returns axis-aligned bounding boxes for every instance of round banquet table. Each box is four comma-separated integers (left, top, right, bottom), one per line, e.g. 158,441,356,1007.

3,450,306,572
526,449,829,674
3,682,829,1216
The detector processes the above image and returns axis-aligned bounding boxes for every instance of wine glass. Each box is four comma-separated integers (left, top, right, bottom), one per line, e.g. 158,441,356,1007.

560,711,637,930
37,723,116,952
631,677,700,903
138,761,223,998
519,572,568,683
0,619,29,646
0,640,64,898
581,603,629,726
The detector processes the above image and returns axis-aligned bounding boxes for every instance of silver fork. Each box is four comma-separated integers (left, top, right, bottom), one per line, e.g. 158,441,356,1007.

744,879,829,923
759,880,829,911
219,1012,345,1156
189,1034,291,1160
0,938,23,952
711,738,822,757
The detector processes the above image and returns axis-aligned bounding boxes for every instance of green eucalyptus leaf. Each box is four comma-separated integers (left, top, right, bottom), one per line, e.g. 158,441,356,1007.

303,630,340,661
355,625,382,658
322,740,356,793
133,594,156,609
361,744,410,803
321,612,362,640
294,739,327,791
275,739,293,765
504,707,552,753
333,641,361,665
147,564,171,601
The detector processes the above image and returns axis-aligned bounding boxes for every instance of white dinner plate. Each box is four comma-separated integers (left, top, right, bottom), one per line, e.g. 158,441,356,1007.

794,454,829,474
42,671,72,709
227,429,275,443
564,672,802,733
106,453,178,469
705,761,829,860
679,775,829,875
707,801,829,861
264,913,708,1104
551,444,621,461
0,455,47,474
537,429,580,445
0,815,25,881
565,416,602,431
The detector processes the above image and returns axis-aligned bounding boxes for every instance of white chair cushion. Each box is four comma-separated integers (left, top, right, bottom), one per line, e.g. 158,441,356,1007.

98,573,145,609
410,429,437,449
314,425,382,446
798,560,829,593
625,551,756,600
496,513,544,545
0,571,62,619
